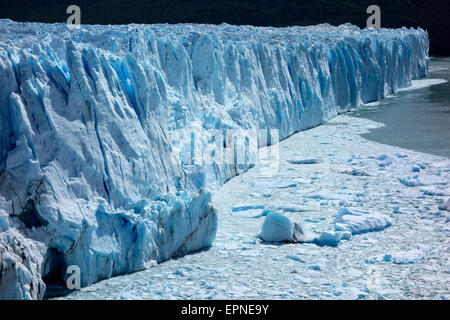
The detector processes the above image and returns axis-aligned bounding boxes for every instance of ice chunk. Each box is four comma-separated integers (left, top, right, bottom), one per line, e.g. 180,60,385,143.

260,212,303,243
440,199,450,212
313,231,342,247
286,255,306,263
0,214,8,232
335,208,391,235
399,175,447,187
342,169,369,176
287,159,322,165
377,154,393,168
341,231,352,240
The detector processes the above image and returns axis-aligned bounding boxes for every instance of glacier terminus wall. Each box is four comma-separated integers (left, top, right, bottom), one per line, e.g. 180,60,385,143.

0,20,429,299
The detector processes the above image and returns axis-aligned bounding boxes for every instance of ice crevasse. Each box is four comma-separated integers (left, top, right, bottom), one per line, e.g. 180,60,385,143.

0,20,429,299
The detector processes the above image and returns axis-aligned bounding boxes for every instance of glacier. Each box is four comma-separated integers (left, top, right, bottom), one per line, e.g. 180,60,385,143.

0,20,429,299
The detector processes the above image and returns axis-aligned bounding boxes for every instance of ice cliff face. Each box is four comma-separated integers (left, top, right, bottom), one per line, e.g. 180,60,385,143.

0,20,428,299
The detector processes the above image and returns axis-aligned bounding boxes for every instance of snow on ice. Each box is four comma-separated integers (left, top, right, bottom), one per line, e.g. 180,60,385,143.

383,249,425,265
60,114,450,300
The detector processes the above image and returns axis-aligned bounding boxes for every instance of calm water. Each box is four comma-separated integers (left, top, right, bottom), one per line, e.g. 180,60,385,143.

351,57,450,158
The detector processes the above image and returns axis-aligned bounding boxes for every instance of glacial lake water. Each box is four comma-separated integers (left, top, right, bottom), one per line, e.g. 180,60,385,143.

351,57,450,158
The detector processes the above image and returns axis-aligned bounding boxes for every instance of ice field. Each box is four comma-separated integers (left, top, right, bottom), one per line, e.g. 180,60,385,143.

62,78,450,300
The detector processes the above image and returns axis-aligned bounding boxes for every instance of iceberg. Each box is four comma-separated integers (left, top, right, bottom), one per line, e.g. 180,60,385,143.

259,212,304,243
335,208,392,235
0,20,429,299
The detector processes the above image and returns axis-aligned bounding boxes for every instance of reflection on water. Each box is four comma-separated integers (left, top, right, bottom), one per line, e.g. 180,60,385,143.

351,57,450,158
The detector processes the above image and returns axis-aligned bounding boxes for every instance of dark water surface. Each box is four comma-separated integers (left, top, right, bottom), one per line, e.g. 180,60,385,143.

351,57,450,158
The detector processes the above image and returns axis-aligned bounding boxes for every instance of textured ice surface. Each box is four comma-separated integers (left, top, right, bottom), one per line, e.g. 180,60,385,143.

61,115,450,300
0,213,8,232
0,20,429,298
335,208,392,234
313,231,344,247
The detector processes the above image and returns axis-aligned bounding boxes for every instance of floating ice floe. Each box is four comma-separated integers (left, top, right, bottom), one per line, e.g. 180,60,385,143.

261,212,353,247
273,204,309,213
376,154,394,168
232,205,266,212
231,204,267,218
313,231,344,247
286,255,306,263
0,213,8,232
412,163,426,172
393,207,404,214
335,208,392,235
341,169,370,176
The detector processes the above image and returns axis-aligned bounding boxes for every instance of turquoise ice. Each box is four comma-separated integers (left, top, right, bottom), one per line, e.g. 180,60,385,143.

0,20,429,299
